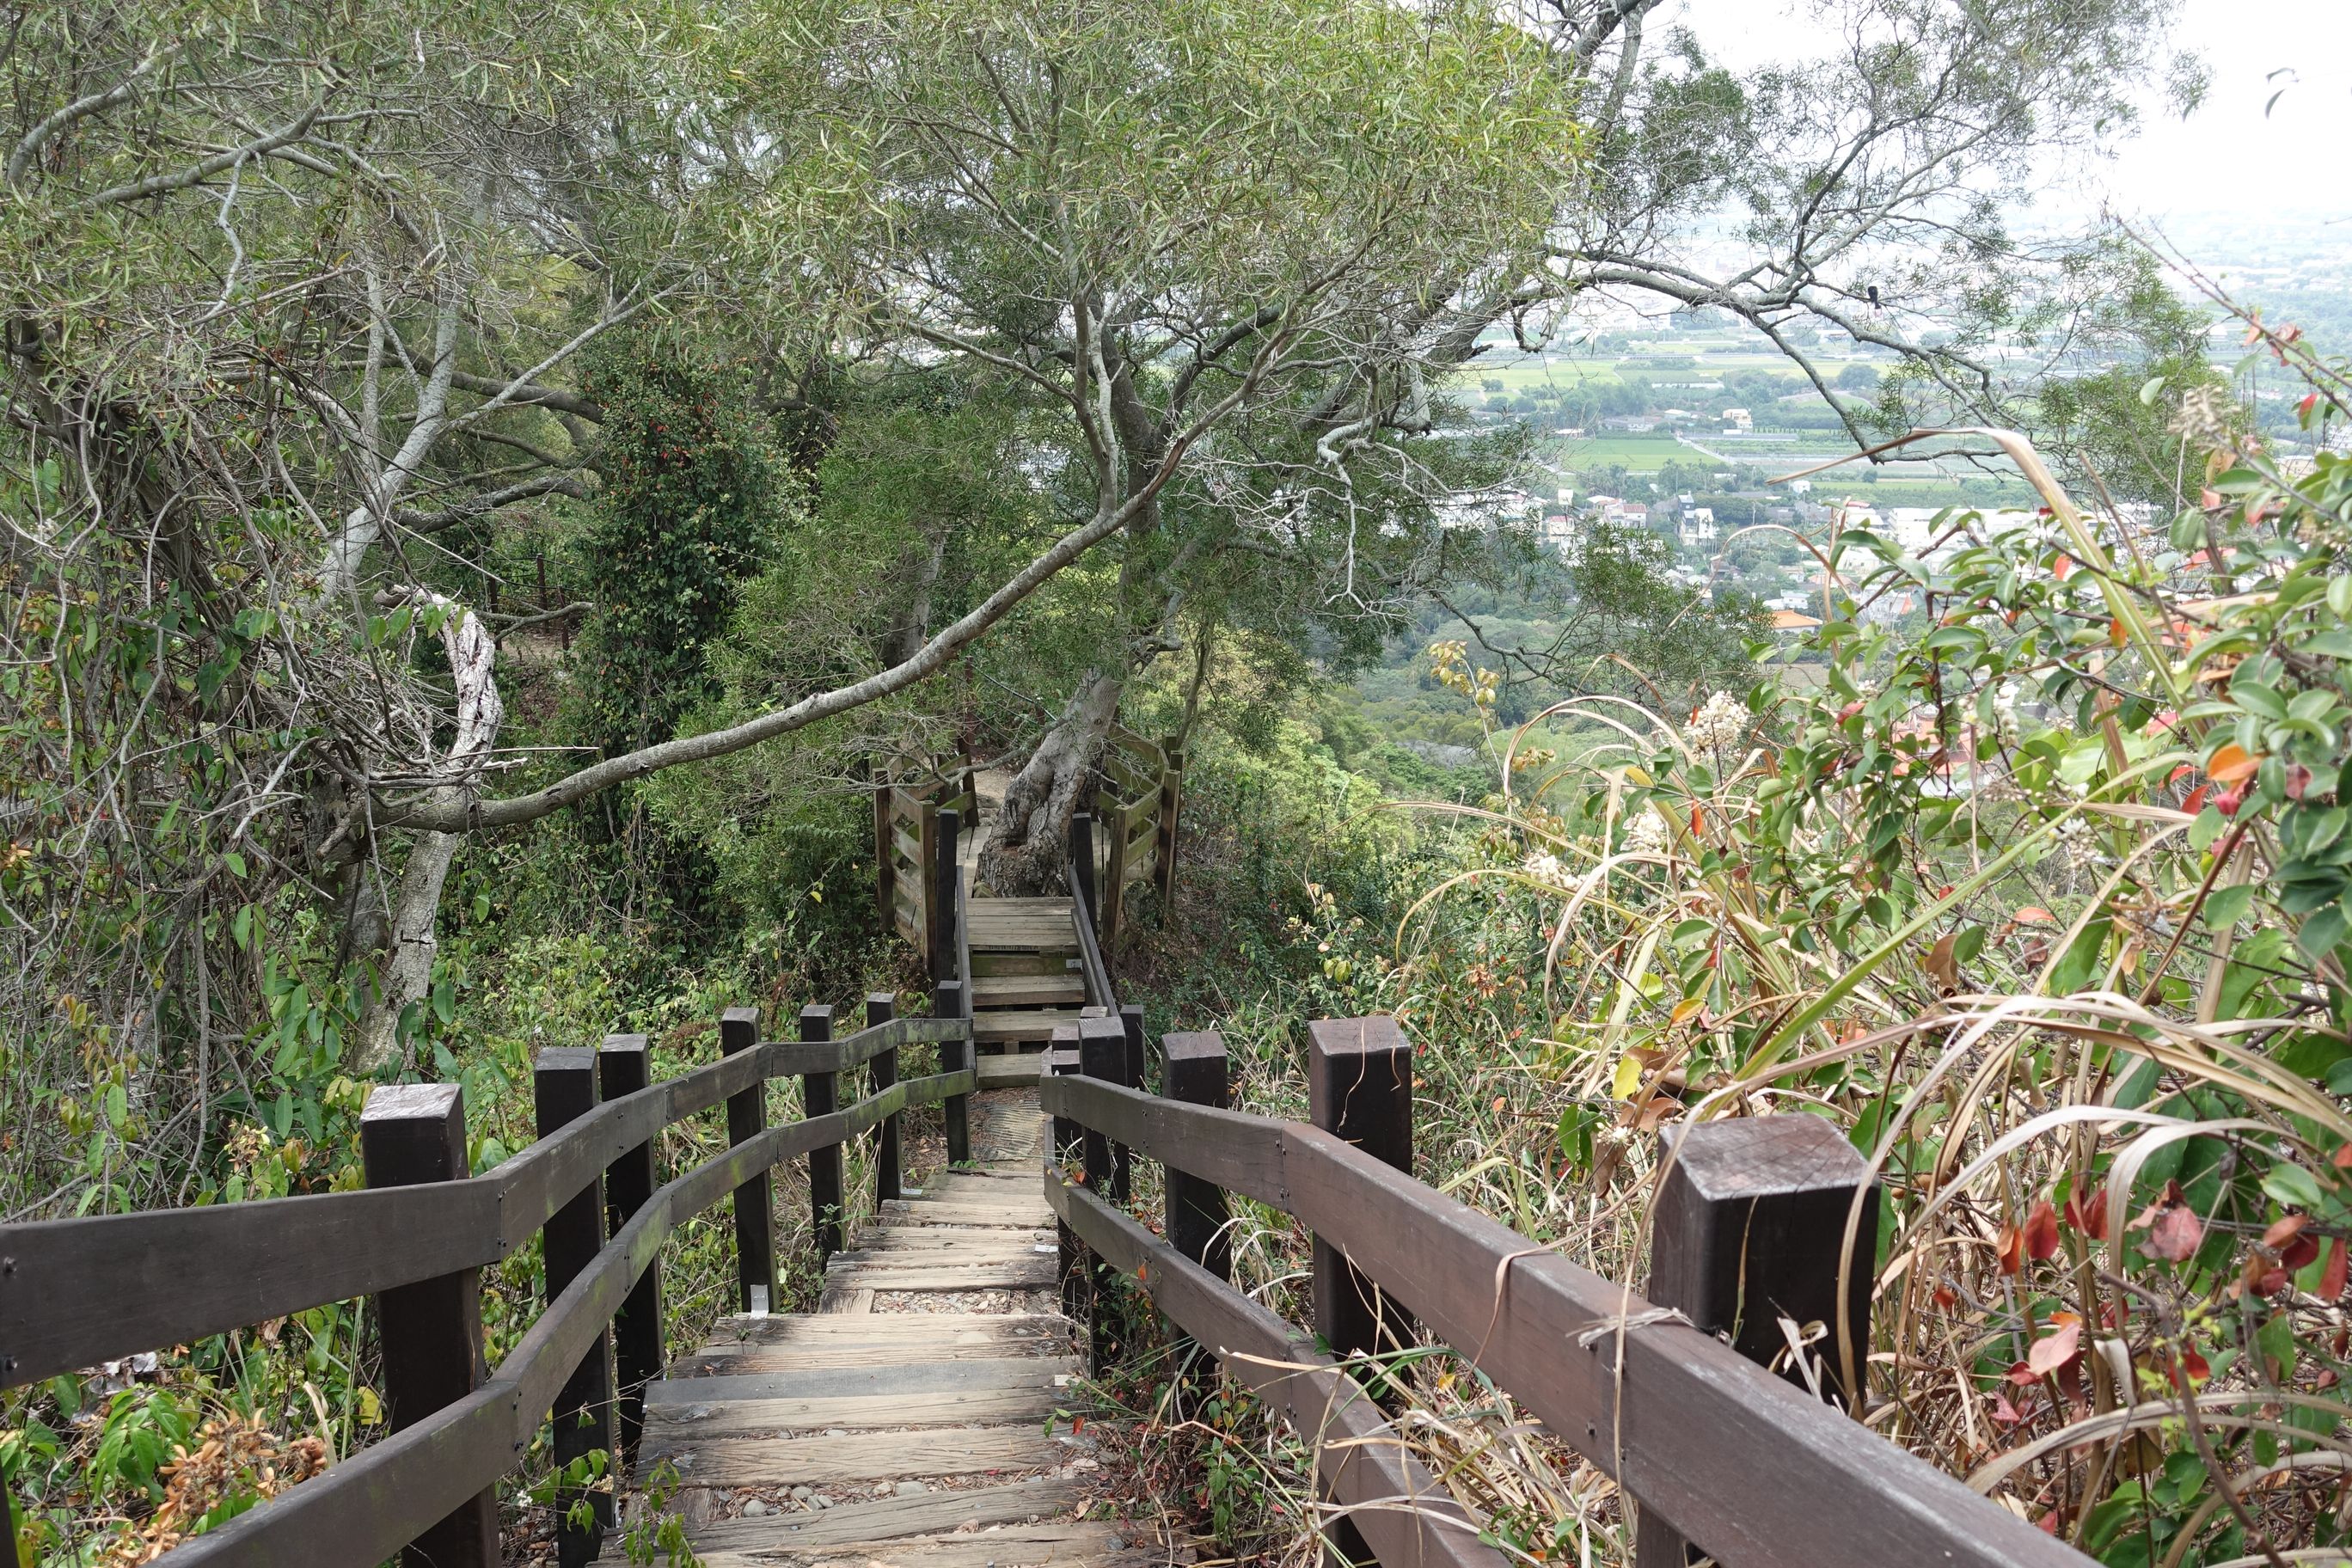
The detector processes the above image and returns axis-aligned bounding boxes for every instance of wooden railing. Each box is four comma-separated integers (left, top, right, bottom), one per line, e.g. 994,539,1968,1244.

1088,725,1184,946
0,998,977,1567
1041,1014,2096,1568
873,738,976,953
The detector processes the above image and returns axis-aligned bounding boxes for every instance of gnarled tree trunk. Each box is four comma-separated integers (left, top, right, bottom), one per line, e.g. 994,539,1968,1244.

981,670,1124,895
354,594,503,1071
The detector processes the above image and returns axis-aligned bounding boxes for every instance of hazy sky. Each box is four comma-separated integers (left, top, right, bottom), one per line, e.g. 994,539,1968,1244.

1662,0,2352,225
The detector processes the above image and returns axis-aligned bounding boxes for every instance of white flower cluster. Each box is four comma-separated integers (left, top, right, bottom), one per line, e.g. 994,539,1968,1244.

1621,811,1669,858
1522,851,1574,889
1687,690,1749,753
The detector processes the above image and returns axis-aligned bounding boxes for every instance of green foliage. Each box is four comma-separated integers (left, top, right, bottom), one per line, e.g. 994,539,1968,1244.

571,336,802,758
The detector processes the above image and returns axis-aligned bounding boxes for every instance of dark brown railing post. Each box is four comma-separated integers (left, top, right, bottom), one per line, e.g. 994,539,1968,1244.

720,1006,775,1315
1077,1016,1127,1371
928,805,959,983
1306,1016,1417,1363
1161,1032,1230,1283
933,975,971,1166
1069,811,1097,933
361,1084,497,1568
1306,1016,1415,1568
1155,745,1185,908
1046,1032,1083,1326
1633,1118,1879,1568
867,992,901,1204
598,1033,661,1461
535,1048,614,1568
873,769,894,923
1112,1003,1146,1204
801,1003,842,1262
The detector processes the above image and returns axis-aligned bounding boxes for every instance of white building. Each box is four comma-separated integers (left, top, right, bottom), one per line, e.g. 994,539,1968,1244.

1679,507,1718,548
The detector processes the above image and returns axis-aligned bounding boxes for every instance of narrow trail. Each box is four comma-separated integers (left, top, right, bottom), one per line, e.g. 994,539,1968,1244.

602,1089,1178,1567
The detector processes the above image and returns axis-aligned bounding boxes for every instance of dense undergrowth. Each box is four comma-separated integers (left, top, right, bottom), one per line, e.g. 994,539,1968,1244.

1098,346,2352,1566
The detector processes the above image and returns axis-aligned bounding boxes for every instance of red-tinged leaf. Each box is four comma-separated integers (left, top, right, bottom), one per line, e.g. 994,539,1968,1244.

2299,391,2321,420
2015,906,2055,925
2166,763,2196,786
2264,1214,2312,1250
2335,1143,2352,1170
1997,1222,2026,1276
2023,1199,2061,1262
2063,1186,2110,1240
1690,805,1703,837
2028,1319,2082,1376
2146,1204,2203,1263
1990,1391,2025,1426
2284,1231,2320,1272
2053,554,2073,580
2182,783,2211,816
2004,1358,2039,1387
2325,1240,2349,1302
2287,763,2314,800
1932,1283,1958,1310
2182,1347,2210,1383
2037,1509,2063,1536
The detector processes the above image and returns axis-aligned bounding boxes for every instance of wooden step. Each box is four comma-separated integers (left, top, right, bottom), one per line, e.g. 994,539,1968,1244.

643,1378,1066,1445
975,1009,1087,1044
693,1313,1065,1351
967,899,1079,953
971,972,1085,1008
975,1052,1045,1088
637,1422,1070,1488
969,950,1073,977
667,1476,1084,1556
651,1357,1078,1407
822,1253,1058,1291
680,1524,1164,1568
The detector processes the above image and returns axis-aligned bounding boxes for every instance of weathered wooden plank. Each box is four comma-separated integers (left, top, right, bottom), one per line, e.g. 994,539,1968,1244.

670,1524,1160,1568
975,1010,1081,1044
648,1357,1076,1406
645,1424,1069,1488
975,1052,1046,1088
971,974,1085,1008
642,1384,1064,1442
683,1478,1082,1553
690,1313,1064,1347
820,1258,1058,1291
677,1327,1067,1376
877,1203,1053,1228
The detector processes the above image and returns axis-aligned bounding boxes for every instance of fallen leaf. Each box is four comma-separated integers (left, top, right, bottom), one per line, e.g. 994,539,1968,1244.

2015,906,2055,925
1922,932,1961,990
1997,1222,2026,1276
2325,1240,2349,1303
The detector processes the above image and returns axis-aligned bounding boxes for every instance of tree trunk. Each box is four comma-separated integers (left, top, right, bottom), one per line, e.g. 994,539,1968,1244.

353,594,503,1071
981,670,1124,895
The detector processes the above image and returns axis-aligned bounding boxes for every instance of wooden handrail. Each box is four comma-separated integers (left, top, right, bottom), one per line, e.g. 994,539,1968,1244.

1039,1072,2091,1568
1050,1173,1499,1568
0,1016,966,1388
165,1067,974,1567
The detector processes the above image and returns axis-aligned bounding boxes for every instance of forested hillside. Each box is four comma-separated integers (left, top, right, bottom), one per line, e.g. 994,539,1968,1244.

9,3,2352,1566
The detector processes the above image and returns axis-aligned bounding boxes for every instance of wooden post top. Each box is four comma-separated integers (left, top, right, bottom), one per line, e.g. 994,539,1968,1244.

598,1032,649,1057
1305,1014,1408,1061
1044,1047,1081,1075
361,1081,462,1124
1163,1030,1226,1063
534,1045,597,1075
1663,1116,1869,1201
799,1003,834,1038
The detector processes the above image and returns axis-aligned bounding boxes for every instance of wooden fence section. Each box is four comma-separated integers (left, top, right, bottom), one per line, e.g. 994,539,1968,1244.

0,1010,976,1568
1090,725,1183,946
1041,1017,2097,1568
873,739,976,952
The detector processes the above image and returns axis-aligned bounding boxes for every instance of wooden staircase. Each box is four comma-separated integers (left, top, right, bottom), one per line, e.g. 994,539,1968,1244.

603,1091,1177,1568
